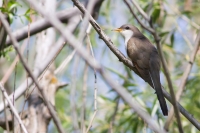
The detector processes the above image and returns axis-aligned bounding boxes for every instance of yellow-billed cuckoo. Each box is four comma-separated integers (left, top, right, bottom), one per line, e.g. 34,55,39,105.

114,24,168,116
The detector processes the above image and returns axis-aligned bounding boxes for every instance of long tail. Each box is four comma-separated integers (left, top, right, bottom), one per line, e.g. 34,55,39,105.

149,71,168,116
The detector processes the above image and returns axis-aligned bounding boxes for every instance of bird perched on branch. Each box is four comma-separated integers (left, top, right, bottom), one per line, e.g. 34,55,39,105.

113,24,168,116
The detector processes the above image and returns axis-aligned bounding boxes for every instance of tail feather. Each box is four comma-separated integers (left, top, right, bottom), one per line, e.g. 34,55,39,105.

156,87,168,116
149,71,168,116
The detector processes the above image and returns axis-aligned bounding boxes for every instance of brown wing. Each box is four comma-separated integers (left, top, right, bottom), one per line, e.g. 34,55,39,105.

127,37,156,86
127,37,168,115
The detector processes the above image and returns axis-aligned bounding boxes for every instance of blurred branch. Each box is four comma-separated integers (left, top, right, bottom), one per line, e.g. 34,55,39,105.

0,12,65,133
164,31,200,130
71,0,200,131
176,25,193,50
123,0,154,34
0,12,80,113
0,83,28,133
1,39,27,85
86,30,98,132
123,0,184,132
5,8,79,47
71,56,80,131
26,1,167,132
152,29,183,133
130,0,150,21
0,38,65,113
81,61,88,133
164,3,200,30
109,97,120,133
2,94,10,132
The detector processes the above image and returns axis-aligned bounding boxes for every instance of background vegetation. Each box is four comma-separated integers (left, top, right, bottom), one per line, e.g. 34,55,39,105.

0,0,200,133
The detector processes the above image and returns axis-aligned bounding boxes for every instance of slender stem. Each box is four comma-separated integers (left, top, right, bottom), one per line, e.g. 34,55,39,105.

164,31,200,130
71,0,200,130
26,1,167,132
123,0,184,132
0,83,28,133
0,12,65,133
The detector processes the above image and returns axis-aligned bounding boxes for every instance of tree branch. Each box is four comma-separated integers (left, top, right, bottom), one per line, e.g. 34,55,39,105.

123,0,184,132
0,12,80,114
0,83,28,133
130,0,150,21
164,31,200,130
5,8,79,46
71,0,200,130
25,0,168,132
0,12,65,133
123,0,154,34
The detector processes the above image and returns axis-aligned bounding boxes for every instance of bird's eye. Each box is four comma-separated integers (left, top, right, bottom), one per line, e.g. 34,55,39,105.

125,26,130,30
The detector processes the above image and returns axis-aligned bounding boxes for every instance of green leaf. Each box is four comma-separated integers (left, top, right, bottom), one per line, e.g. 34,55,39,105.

8,13,14,23
151,3,161,23
106,67,128,80
25,8,36,15
159,31,169,37
7,1,21,12
0,7,9,13
170,32,175,47
24,15,32,22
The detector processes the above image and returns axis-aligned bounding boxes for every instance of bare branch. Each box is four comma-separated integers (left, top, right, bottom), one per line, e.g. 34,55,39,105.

130,0,150,21
25,1,167,132
86,30,98,132
2,95,10,132
164,3,200,30
81,61,88,133
123,0,154,34
71,0,200,130
86,110,97,133
0,83,28,133
123,1,184,132
0,14,80,113
0,12,65,133
5,8,79,47
176,25,193,50
164,31,200,130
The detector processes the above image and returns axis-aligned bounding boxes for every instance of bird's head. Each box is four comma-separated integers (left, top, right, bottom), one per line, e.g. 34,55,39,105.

113,24,140,40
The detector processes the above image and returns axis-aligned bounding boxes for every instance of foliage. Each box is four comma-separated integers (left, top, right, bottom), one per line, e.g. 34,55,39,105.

0,0,200,133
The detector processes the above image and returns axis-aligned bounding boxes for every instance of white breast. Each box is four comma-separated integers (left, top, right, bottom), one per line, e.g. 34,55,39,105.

120,30,134,50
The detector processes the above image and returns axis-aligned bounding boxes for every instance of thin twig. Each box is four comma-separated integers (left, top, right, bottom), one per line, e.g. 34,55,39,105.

164,31,200,130
124,1,184,132
71,56,80,131
130,0,150,21
5,9,79,46
2,94,10,132
81,62,88,133
109,97,120,133
153,30,183,133
0,37,67,113
28,39,66,99
54,50,75,75
176,25,193,50
0,83,28,133
1,39,27,85
123,0,154,34
86,110,97,133
86,31,98,132
71,0,200,130
87,34,97,111
20,21,31,119
164,3,200,30
0,12,65,133
26,1,167,132
12,60,17,132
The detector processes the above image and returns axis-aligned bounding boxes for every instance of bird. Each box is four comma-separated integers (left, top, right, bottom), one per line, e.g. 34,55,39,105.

113,24,168,116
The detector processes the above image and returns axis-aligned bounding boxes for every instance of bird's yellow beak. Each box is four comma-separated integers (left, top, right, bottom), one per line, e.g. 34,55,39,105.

112,28,123,32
